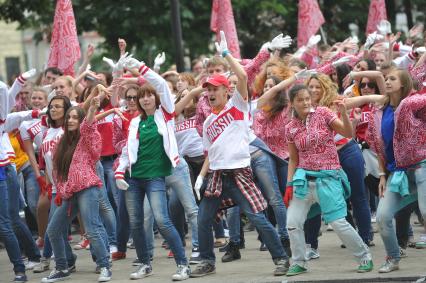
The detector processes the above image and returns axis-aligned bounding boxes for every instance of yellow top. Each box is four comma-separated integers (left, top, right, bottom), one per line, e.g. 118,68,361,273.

9,131,29,171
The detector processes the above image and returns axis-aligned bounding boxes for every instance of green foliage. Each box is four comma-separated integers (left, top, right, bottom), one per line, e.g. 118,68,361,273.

0,0,416,69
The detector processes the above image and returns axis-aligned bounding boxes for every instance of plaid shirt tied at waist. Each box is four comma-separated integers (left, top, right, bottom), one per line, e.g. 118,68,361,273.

204,167,267,214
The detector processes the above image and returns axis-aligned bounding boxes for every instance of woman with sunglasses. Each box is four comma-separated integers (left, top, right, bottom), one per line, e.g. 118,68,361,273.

110,84,140,261
343,69,425,273
348,71,386,221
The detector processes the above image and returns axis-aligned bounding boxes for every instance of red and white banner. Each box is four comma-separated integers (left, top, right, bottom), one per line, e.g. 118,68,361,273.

47,0,81,76
297,0,325,47
366,0,387,35
210,0,241,59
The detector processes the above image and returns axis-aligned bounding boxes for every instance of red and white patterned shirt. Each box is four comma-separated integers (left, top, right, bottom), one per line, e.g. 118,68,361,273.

53,119,103,200
285,107,341,170
253,107,291,160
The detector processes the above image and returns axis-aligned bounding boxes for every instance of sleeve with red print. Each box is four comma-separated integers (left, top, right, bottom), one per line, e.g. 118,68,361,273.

317,107,338,126
284,121,296,144
243,48,270,87
195,95,211,137
112,115,125,153
80,119,102,162
365,107,386,161
409,63,426,88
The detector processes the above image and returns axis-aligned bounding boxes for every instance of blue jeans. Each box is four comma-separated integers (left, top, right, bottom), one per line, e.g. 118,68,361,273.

47,187,110,270
42,193,75,266
6,164,41,262
227,149,289,244
101,158,119,212
338,140,372,243
377,162,426,260
116,188,130,253
166,158,199,248
0,179,25,273
20,165,40,217
198,171,286,264
126,177,187,265
96,161,117,247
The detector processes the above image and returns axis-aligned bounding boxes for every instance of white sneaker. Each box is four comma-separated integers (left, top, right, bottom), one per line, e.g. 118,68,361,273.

172,265,190,281
130,264,153,280
305,247,320,260
98,267,112,282
25,260,39,270
378,258,399,273
371,212,376,223
33,257,50,273
109,245,118,254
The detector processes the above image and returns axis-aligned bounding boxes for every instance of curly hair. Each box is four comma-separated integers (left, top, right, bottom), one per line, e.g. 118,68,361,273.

306,73,339,109
253,58,293,98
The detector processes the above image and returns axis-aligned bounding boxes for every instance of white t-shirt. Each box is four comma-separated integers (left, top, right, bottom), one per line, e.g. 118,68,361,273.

203,91,251,170
40,127,64,193
175,116,204,157
19,119,43,149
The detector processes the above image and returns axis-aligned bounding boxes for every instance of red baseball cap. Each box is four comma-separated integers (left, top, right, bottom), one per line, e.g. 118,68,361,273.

202,74,230,89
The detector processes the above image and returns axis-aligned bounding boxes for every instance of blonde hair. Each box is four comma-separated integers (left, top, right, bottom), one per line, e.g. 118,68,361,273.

253,58,293,97
306,73,339,109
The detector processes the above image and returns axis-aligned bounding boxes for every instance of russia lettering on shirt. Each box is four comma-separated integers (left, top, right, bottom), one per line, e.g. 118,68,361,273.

175,118,196,132
28,122,42,140
206,107,244,143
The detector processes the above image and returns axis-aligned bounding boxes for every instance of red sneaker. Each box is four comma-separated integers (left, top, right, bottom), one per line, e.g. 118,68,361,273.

73,237,90,250
111,251,126,261
167,250,174,258
36,237,44,249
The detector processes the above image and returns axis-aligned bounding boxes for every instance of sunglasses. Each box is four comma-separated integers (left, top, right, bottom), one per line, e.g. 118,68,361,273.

126,96,137,101
360,82,376,89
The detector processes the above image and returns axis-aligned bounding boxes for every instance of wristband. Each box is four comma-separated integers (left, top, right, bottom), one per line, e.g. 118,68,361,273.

378,172,386,176
222,50,230,57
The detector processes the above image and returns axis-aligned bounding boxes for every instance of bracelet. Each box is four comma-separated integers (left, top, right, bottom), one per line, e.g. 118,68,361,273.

378,172,386,177
222,50,230,57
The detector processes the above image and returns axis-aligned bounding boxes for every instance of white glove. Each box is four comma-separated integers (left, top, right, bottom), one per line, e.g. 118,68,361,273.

194,175,204,201
123,55,144,70
295,68,316,80
332,56,352,67
364,32,384,50
116,179,129,191
22,68,37,80
416,47,426,54
102,56,115,69
267,34,292,51
307,35,321,48
154,52,166,69
377,20,391,35
215,30,229,56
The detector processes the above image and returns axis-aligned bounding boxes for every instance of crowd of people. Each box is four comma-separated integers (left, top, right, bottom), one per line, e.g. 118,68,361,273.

0,19,425,283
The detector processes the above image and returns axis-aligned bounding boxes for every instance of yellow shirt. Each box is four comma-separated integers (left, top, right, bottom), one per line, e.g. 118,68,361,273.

9,131,29,171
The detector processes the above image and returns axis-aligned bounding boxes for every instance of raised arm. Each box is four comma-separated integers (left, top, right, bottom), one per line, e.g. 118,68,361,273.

175,87,203,116
257,76,295,109
330,101,353,138
350,70,386,95
215,31,248,99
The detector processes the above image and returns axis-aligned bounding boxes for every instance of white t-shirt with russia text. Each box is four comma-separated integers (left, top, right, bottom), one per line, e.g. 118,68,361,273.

19,119,43,149
203,91,251,170
40,127,64,193
175,116,204,157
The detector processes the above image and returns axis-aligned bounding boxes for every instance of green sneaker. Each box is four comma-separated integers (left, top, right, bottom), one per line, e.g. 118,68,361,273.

286,264,307,276
357,259,373,273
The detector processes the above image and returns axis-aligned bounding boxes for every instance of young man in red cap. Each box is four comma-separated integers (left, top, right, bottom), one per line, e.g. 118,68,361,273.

190,31,289,278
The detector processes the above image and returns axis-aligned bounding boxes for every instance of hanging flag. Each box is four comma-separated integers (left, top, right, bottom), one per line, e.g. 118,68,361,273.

366,0,388,35
210,0,241,59
297,0,325,48
47,0,81,76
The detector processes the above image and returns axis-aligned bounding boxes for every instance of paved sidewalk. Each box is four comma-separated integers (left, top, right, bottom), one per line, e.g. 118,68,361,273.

1,222,425,283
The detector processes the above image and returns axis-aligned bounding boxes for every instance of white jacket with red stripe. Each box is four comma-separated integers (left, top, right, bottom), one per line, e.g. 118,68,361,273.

115,66,179,179
0,76,26,166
